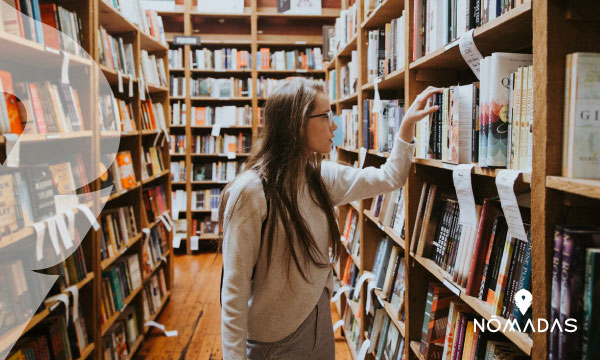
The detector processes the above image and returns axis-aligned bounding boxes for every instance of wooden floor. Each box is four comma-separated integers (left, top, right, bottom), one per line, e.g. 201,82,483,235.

136,252,353,359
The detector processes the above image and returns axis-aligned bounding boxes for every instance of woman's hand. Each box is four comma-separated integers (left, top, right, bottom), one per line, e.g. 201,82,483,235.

399,86,443,143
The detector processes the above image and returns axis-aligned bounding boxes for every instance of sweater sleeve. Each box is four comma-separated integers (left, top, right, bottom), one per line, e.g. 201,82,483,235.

221,175,266,360
321,135,416,206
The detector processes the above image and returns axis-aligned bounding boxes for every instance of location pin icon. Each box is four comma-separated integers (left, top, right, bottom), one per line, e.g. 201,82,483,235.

514,289,533,315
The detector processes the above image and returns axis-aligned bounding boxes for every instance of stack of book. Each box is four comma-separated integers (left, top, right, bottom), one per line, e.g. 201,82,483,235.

104,0,166,45
366,11,406,82
257,48,324,71
140,269,168,322
370,187,406,240
412,0,526,61
333,3,358,53
257,77,325,98
168,47,184,68
191,188,222,211
100,254,143,323
141,50,168,87
369,309,406,360
188,105,252,127
141,225,169,278
190,48,251,70
191,217,219,236
170,75,186,97
99,151,137,194
342,301,361,353
339,106,359,148
98,27,136,76
362,99,405,152
141,100,168,132
328,69,337,100
50,246,90,291
192,133,251,154
342,206,360,257
142,184,169,223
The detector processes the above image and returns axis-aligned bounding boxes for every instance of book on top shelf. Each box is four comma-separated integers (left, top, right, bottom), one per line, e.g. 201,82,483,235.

278,0,321,15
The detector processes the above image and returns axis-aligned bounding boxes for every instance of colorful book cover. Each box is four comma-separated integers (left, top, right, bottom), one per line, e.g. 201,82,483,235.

116,151,136,189
0,70,23,134
486,52,532,167
582,248,600,360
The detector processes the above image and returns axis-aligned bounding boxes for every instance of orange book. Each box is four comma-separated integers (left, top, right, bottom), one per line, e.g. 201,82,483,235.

238,132,243,153
196,107,206,126
145,10,155,37
28,83,46,134
0,71,23,134
116,151,136,189
39,4,61,50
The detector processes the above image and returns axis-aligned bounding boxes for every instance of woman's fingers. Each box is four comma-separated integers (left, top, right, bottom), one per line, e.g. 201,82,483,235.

413,105,440,121
416,87,443,107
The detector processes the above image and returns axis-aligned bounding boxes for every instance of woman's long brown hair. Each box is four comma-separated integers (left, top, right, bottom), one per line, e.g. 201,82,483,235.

219,77,341,281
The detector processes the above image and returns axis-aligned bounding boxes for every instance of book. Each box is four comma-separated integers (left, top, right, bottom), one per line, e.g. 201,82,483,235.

582,248,600,360
116,151,136,189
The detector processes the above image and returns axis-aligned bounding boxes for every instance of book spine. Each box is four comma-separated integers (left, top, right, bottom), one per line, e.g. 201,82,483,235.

549,226,564,359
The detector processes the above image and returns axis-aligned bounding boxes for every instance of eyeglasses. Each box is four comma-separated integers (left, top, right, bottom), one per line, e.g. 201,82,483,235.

308,110,334,127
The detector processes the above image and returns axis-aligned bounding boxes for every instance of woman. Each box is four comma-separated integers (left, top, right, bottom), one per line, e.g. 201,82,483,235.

219,77,441,359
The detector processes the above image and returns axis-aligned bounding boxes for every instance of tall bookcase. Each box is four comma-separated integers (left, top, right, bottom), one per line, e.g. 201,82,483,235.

159,0,340,254
328,0,600,359
0,1,174,359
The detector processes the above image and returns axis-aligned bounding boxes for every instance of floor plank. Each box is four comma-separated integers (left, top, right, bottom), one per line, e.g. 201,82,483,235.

136,253,353,359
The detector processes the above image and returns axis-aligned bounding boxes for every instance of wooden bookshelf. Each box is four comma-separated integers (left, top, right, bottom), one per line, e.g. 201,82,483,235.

327,0,600,359
161,0,335,254
0,1,174,359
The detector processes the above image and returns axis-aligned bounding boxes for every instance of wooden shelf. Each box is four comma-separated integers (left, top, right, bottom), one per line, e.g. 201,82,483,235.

190,68,252,74
409,1,532,70
361,68,405,91
142,170,170,185
101,284,143,336
337,92,358,105
412,158,532,183
142,291,173,334
190,152,251,157
337,34,358,58
98,0,137,33
410,341,426,360
257,7,340,19
106,182,142,202
75,342,95,360
148,83,169,93
101,233,143,270
257,69,325,74
189,125,252,130
363,210,405,250
546,176,600,200
373,288,405,338
412,254,532,356
189,96,252,101
190,8,252,18
139,30,168,52
257,38,323,47
361,0,404,30
0,131,93,144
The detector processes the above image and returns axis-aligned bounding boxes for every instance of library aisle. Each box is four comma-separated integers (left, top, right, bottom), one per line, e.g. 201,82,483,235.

135,253,353,360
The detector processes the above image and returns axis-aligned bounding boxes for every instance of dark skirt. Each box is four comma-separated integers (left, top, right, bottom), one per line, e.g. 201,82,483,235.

246,288,335,360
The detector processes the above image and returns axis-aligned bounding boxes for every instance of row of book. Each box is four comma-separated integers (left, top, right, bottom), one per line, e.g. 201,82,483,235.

328,69,337,100
0,0,84,56
140,50,168,87
101,306,140,360
188,48,252,71
340,51,358,98
370,187,406,240
191,133,251,155
104,0,167,45
256,77,325,98
169,76,251,98
50,246,90,292
413,0,527,61
550,226,600,360
191,188,221,211
371,237,406,314
366,11,406,82
170,134,186,154
418,283,526,360
411,184,532,322
140,269,168,325
101,254,143,323
369,309,406,360
142,184,168,224
337,106,359,149
342,297,361,353
0,73,84,135
193,161,246,182
99,205,139,262
142,146,166,180
141,223,169,278
170,160,186,183
333,2,358,54
362,99,406,153
100,151,137,194
341,206,360,259
0,156,91,234
171,103,252,127
98,26,136,77
99,92,136,132
140,99,168,132
257,48,324,71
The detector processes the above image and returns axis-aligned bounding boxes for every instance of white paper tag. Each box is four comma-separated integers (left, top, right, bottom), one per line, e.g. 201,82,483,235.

191,236,199,251
45,293,70,322
139,79,146,101
372,77,382,114
55,213,74,250
55,194,79,214
211,124,221,137
65,209,75,239
357,339,371,360
366,281,377,315
330,285,351,303
353,272,375,299
118,72,124,93
333,319,344,333
444,40,459,51
4,133,20,167
452,164,477,227
295,40,307,45
46,217,61,256
458,29,483,80
496,170,527,241
34,222,46,261
211,209,219,222
142,228,151,240
173,234,183,249
144,321,178,337
78,204,100,231
65,285,79,320
61,51,70,84
359,147,367,168
226,152,236,160
163,212,174,227
45,46,60,54
159,215,172,232
129,76,134,97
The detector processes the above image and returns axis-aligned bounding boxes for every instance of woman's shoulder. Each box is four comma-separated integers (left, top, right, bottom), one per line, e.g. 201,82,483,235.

223,170,266,214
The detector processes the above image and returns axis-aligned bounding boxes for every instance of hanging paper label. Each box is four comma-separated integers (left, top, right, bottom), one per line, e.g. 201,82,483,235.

145,321,178,337
65,285,79,320
55,214,74,250
359,147,367,168
330,285,351,303
173,234,183,249
496,170,527,241
211,124,221,137
45,293,70,322
452,164,477,227
46,217,61,256
211,209,219,222
372,77,382,114
139,79,146,101
357,340,371,360
191,236,199,251
353,272,375,299
458,29,483,79
129,76,134,97
333,320,344,333
78,204,100,231
34,223,46,261
118,72,124,93
227,152,236,160
4,134,20,167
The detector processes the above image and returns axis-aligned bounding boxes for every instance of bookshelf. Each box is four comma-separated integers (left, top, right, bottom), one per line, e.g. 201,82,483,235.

0,0,173,359
329,0,600,359
160,0,339,254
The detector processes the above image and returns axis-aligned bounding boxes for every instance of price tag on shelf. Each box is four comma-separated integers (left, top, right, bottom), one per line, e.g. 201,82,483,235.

211,124,221,137
128,76,134,97
45,46,60,54
359,147,367,168
226,152,236,160
191,236,199,251
173,234,183,249
61,51,70,84
34,222,46,261
118,72,124,93
452,164,477,227
139,78,146,101
496,170,528,241
295,40,307,45
458,29,483,79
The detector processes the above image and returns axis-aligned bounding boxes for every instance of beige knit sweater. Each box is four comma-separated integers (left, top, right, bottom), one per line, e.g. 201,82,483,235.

220,135,415,359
